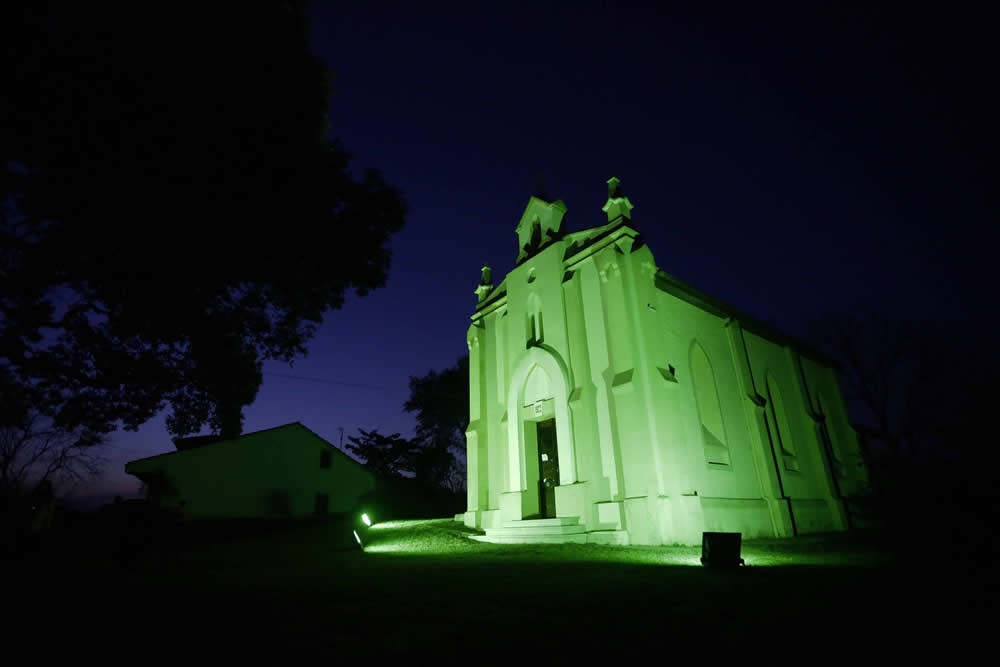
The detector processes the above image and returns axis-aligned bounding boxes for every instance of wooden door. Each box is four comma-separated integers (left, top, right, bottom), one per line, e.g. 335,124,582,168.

536,419,559,518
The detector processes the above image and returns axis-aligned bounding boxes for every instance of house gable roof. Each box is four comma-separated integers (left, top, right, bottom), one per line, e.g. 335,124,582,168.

125,421,366,471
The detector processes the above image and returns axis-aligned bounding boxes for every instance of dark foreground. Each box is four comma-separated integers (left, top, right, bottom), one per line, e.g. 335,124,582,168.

8,514,993,660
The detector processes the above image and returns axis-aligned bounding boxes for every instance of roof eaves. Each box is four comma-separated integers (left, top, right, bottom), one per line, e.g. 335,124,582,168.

654,270,839,369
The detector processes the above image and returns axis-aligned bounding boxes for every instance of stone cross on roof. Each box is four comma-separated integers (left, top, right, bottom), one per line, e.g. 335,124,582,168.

601,176,634,222
474,263,493,303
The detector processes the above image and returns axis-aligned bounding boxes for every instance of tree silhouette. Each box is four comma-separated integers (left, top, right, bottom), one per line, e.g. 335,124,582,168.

1,3,406,439
803,312,944,460
0,409,106,500
404,355,469,491
804,312,1000,565
345,429,415,478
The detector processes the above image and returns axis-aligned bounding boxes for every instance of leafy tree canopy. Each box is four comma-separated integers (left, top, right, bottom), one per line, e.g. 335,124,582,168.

0,2,406,440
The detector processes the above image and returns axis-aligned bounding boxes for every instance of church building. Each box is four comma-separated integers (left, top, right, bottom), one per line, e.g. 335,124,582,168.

463,178,868,545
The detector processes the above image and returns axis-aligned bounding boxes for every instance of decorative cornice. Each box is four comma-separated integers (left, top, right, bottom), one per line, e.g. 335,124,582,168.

563,222,638,271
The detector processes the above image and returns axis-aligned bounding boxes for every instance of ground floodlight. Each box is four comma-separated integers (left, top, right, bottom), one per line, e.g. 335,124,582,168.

361,512,371,527
353,530,364,549
701,532,744,568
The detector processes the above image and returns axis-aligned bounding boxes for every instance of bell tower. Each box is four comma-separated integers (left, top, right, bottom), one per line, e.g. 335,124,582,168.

515,197,567,264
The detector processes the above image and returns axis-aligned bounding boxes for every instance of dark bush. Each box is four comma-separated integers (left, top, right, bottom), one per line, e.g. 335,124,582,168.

355,476,464,524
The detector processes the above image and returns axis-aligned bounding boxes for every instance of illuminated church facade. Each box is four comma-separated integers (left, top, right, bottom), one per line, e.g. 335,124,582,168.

463,178,868,545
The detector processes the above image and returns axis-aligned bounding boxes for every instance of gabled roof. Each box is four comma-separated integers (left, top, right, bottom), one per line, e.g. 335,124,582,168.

173,433,224,451
125,421,362,468
515,197,568,264
475,183,838,369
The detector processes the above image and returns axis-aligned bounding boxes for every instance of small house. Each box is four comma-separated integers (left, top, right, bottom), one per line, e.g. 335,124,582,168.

125,422,374,520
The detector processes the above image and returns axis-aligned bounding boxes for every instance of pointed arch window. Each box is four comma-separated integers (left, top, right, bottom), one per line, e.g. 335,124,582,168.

766,372,800,472
817,393,847,478
526,293,544,346
690,342,730,465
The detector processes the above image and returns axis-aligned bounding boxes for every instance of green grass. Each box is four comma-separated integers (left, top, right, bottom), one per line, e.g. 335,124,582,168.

11,516,991,659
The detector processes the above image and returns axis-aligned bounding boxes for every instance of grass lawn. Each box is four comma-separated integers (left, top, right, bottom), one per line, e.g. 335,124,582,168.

11,515,992,660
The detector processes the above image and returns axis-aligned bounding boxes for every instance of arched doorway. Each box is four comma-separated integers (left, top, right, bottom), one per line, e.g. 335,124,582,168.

506,347,577,519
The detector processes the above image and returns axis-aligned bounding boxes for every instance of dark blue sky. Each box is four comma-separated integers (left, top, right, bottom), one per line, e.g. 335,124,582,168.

86,1,994,503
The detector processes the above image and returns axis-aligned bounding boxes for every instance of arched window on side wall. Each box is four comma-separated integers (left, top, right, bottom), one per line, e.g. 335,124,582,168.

766,372,800,472
690,342,730,466
817,393,846,478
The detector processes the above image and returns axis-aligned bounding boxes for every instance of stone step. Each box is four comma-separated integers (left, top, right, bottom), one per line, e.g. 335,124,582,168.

485,523,587,537
586,530,630,545
469,533,589,545
501,517,580,529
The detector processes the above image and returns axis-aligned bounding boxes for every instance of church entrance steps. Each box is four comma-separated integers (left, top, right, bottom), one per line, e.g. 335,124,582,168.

489,517,585,537
468,516,589,544
468,533,589,544
501,517,580,529
485,524,586,537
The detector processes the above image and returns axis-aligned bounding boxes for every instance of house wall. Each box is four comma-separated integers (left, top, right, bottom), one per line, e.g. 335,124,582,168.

126,424,375,520
465,213,863,545
280,426,376,517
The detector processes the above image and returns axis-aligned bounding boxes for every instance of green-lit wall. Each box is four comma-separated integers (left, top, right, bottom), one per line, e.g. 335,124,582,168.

465,195,867,545
125,424,375,520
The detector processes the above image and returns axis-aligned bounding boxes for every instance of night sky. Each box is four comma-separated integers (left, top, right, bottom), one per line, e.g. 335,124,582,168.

85,1,994,504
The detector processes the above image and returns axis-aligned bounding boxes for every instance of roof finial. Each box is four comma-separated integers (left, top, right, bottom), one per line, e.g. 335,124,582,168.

474,263,493,303
608,176,623,199
601,176,634,222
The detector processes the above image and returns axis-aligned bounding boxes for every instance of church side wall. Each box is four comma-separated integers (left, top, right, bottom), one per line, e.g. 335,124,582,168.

651,290,765,500
742,331,848,533
798,356,870,498
619,243,702,544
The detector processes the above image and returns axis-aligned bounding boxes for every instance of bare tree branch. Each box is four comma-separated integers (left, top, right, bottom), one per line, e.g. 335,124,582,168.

803,311,947,460
0,411,106,498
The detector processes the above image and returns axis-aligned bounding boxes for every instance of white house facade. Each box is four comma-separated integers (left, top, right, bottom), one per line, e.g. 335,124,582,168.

126,422,375,520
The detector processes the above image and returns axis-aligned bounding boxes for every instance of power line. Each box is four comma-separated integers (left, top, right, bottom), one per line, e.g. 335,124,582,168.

262,371,389,392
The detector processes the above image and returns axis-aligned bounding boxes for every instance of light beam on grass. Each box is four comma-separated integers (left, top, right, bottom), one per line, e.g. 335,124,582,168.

358,519,869,567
